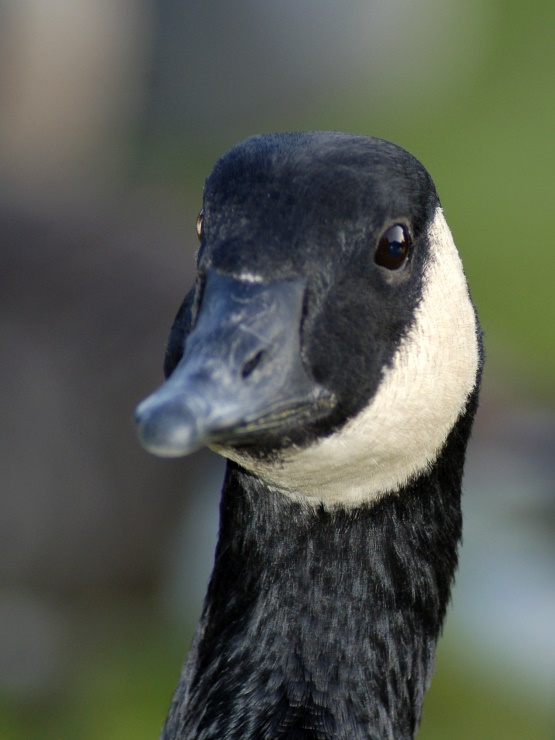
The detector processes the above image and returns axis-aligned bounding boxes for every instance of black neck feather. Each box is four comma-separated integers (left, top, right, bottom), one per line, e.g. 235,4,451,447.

162,389,479,739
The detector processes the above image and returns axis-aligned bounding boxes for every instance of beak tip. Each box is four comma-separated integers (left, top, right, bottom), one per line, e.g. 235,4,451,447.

134,393,204,458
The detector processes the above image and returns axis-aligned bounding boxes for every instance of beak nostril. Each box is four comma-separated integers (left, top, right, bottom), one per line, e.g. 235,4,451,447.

241,350,267,379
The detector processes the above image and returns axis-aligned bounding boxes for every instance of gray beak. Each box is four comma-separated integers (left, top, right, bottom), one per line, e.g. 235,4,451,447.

135,271,333,457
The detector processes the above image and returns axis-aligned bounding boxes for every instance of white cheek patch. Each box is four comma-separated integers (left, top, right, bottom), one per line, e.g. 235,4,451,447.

220,207,480,507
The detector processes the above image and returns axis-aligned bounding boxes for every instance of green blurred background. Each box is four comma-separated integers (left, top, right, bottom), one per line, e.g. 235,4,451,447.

0,1,553,737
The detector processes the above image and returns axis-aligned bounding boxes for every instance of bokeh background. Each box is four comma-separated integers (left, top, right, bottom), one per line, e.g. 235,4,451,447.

1,1,554,737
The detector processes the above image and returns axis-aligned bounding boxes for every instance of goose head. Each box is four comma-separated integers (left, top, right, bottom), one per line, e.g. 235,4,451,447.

135,132,480,507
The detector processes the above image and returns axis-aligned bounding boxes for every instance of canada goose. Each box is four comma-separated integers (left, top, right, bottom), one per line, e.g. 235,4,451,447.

135,132,483,739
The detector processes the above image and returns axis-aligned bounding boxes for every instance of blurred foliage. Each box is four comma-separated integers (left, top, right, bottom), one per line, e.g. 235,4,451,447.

419,637,553,739
0,619,185,740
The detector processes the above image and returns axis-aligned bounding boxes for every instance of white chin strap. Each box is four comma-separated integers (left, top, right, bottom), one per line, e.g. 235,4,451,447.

221,207,480,508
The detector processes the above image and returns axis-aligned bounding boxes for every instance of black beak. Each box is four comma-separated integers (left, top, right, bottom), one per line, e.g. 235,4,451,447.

135,271,333,457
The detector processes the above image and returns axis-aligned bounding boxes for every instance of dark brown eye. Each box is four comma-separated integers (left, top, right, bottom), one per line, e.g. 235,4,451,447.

196,209,204,241
375,224,411,270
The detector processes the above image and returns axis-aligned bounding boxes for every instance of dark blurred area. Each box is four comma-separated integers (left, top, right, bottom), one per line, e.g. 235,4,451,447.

0,1,553,738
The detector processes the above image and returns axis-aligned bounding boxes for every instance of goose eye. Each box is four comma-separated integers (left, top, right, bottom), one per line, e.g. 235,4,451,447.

196,209,204,241
375,224,411,270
